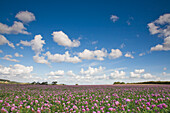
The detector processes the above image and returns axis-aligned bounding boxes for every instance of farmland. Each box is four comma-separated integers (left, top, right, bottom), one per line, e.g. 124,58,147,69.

0,84,170,113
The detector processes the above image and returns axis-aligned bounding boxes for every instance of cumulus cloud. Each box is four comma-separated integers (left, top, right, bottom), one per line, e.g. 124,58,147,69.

151,36,170,51
130,69,157,79
148,13,170,51
130,69,145,78
142,73,156,79
0,64,33,75
66,66,107,81
1,55,19,62
80,66,105,76
124,52,134,59
67,70,77,77
109,70,126,79
78,48,107,61
110,15,119,22
0,21,30,34
15,11,35,23
134,69,145,74
130,72,141,78
20,35,45,55
33,54,49,64
46,70,64,76
14,53,23,57
109,49,122,59
52,31,80,47
0,35,15,48
44,51,81,63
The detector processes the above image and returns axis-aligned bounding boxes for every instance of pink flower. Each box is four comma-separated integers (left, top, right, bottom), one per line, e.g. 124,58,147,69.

146,107,150,110
11,107,15,111
37,110,41,113
115,101,119,106
82,109,85,112
0,100,3,103
1,107,8,113
146,102,151,106
162,103,168,108
35,100,38,103
151,104,156,108
26,105,30,109
86,108,89,111
126,99,131,102
108,108,113,111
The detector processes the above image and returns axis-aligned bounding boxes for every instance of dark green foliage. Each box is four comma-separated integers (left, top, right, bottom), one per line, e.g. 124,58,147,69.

52,81,57,85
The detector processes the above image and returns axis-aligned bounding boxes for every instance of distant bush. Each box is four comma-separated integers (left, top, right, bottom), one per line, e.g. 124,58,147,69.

31,81,36,84
41,82,48,85
113,82,125,84
129,81,170,84
75,84,78,85
52,81,57,85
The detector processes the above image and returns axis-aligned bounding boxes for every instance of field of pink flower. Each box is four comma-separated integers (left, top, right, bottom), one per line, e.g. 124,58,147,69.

0,84,169,113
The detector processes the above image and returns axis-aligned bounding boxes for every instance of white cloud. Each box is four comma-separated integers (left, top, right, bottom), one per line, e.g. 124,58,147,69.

44,51,81,63
0,64,33,78
0,21,30,34
110,15,119,22
139,52,145,56
0,35,15,48
92,41,98,45
15,11,35,23
20,35,45,54
80,66,105,76
134,69,145,74
130,72,141,78
47,70,64,76
52,31,80,47
67,70,77,77
109,49,122,59
148,14,170,36
142,73,156,79
130,69,157,79
162,72,170,76
148,13,170,51
78,48,107,61
14,53,23,57
0,50,3,53
151,36,170,51
130,69,145,78
1,55,19,62
33,54,49,64
124,52,134,59
109,70,126,79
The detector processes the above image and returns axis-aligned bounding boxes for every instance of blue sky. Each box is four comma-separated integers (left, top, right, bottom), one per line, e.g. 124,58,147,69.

0,0,170,84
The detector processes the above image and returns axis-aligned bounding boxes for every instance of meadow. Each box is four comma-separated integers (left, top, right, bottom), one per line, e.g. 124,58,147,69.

0,84,169,113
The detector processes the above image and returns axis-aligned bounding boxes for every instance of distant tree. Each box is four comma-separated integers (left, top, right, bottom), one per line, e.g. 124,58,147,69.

36,82,40,85
75,84,78,85
52,81,57,85
120,82,125,84
31,81,36,84
113,82,125,84
41,82,48,85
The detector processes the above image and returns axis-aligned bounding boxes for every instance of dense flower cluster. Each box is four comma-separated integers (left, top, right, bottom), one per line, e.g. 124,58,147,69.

0,84,169,113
